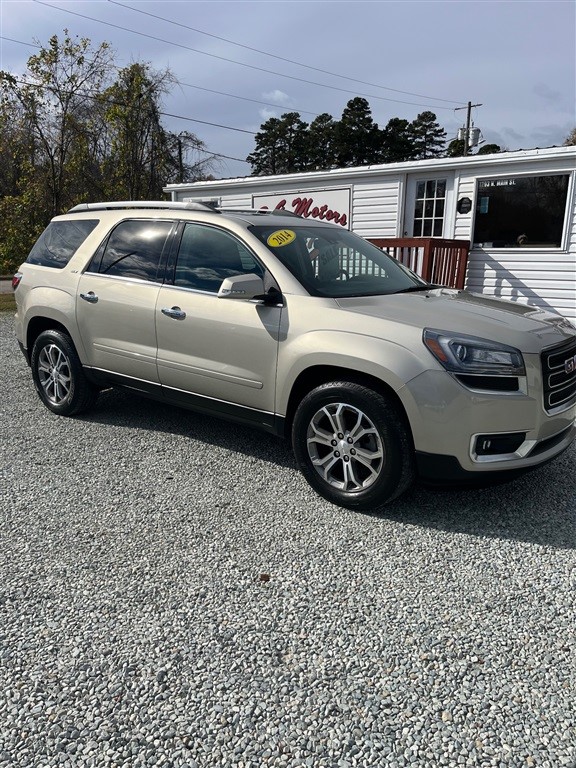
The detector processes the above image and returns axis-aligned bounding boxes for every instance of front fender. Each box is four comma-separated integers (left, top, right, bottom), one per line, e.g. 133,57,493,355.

276,329,432,416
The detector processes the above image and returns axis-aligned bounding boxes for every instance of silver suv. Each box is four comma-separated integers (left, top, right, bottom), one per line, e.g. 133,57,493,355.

13,201,576,509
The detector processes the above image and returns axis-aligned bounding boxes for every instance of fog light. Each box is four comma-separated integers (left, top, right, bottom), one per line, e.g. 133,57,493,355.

475,433,526,456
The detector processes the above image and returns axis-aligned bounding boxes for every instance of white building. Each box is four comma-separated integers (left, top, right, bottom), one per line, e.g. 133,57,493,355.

166,145,576,322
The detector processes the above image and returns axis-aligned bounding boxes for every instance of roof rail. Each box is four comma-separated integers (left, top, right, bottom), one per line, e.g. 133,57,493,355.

67,200,220,213
221,207,301,218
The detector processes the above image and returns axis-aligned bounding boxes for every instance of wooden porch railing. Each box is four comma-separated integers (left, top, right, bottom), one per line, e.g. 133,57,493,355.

368,238,471,290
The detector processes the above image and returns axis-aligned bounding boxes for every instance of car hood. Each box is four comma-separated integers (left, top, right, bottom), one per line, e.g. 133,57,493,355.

336,288,576,353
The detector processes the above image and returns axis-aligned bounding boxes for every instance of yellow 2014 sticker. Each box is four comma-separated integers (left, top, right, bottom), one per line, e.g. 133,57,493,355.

267,229,296,248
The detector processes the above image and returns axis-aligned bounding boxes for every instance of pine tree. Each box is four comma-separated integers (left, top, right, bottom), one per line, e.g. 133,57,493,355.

380,117,417,163
334,98,382,167
410,111,446,159
247,112,309,175
305,113,338,170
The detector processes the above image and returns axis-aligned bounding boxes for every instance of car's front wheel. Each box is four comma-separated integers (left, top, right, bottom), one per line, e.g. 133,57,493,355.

292,381,415,510
31,329,98,416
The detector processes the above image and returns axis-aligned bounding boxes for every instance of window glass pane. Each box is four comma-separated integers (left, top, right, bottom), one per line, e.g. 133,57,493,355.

433,219,443,237
174,224,263,292
425,180,436,197
435,199,445,218
436,180,446,197
424,200,434,217
26,220,99,269
423,220,433,236
416,181,426,199
414,200,424,218
97,220,172,281
473,175,569,248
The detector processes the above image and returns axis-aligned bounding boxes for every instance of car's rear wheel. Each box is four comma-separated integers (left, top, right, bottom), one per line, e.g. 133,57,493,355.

31,330,98,416
292,381,415,510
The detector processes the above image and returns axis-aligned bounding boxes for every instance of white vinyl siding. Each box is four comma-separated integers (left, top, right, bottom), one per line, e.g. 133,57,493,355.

351,179,402,239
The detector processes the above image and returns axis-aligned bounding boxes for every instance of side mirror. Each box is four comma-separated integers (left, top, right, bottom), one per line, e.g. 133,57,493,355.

218,273,265,300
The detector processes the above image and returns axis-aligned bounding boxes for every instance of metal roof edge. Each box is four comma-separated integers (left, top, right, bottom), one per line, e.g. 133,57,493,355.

165,146,576,193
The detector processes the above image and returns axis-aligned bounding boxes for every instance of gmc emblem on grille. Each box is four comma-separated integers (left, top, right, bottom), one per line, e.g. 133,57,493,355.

565,355,576,374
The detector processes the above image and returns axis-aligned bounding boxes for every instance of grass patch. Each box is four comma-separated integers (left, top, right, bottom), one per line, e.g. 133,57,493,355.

0,293,16,313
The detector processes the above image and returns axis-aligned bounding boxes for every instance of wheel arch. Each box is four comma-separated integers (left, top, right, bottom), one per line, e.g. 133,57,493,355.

25,316,73,363
284,365,413,442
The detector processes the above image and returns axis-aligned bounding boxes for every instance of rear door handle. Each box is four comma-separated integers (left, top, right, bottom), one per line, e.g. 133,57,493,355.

161,306,186,320
80,291,98,303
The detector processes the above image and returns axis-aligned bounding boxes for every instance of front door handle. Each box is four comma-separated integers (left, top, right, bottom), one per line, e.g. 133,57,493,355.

161,306,186,320
80,291,98,303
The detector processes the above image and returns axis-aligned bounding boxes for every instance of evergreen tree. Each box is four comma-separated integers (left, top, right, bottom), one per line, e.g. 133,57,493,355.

477,143,502,155
446,138,466,157
410,111,446,159
305,112,338,170
247,112,309,175
380,117,417,163
334,97,382,167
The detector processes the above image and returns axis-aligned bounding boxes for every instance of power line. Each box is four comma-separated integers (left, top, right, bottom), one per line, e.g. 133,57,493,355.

1,35,319,118
1,73,254,162
31,0,464,111
109,0,463,106
175,80,318,118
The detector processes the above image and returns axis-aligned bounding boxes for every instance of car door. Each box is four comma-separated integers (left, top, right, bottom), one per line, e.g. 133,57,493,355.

76,218,175,385
155,222,282,418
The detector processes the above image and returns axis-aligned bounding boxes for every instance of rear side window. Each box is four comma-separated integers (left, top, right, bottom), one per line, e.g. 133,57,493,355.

87,219,174,282
26,219,99,269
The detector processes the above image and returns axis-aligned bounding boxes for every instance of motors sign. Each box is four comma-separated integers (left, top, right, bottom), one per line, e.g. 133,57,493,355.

252,188,351,228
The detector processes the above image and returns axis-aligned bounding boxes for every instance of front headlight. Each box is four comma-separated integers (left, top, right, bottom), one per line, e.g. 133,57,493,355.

423,329,526,376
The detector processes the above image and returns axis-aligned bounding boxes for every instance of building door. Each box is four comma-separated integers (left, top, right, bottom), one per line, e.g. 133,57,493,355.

403,174,454,237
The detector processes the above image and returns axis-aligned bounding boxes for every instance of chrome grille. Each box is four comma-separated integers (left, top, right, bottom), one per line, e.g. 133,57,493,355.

541,338,576,412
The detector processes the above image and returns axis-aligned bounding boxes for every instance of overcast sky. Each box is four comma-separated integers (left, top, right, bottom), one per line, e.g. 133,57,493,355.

1,0,575,179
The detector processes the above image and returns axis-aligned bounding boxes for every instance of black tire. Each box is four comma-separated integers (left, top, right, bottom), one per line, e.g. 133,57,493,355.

30,329,98,416
292,381,415,510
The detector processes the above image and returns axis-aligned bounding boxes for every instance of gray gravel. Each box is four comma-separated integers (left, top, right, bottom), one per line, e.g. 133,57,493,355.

0,311,575,768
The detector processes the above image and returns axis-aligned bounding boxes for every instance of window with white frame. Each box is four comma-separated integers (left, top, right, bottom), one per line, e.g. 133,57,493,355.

412,179,446,237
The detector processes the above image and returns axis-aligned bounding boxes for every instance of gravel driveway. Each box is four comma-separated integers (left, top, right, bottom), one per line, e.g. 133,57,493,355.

0,312,574,768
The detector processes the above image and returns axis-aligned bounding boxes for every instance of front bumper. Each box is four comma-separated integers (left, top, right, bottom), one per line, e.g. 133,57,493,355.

400,364,576,480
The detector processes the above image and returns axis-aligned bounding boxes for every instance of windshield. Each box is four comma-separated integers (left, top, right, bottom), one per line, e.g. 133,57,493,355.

249,223,429,297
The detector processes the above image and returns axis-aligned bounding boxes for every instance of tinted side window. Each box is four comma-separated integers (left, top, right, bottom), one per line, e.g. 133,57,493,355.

89,219,173,281
174,224,263,292
26,219,99,269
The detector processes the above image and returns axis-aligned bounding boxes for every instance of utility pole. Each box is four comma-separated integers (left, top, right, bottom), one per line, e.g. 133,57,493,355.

455,102,482,155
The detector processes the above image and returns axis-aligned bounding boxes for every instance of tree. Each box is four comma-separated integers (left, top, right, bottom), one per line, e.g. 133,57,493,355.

410,111,446,159
247,112,309,175
477,143,501,155
563,127,576,146
100,62,207,198
380,117,417,163
0,32,213,273
334,98,382,167
446,138,466,157
305,112,338,170
0,31,114,216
